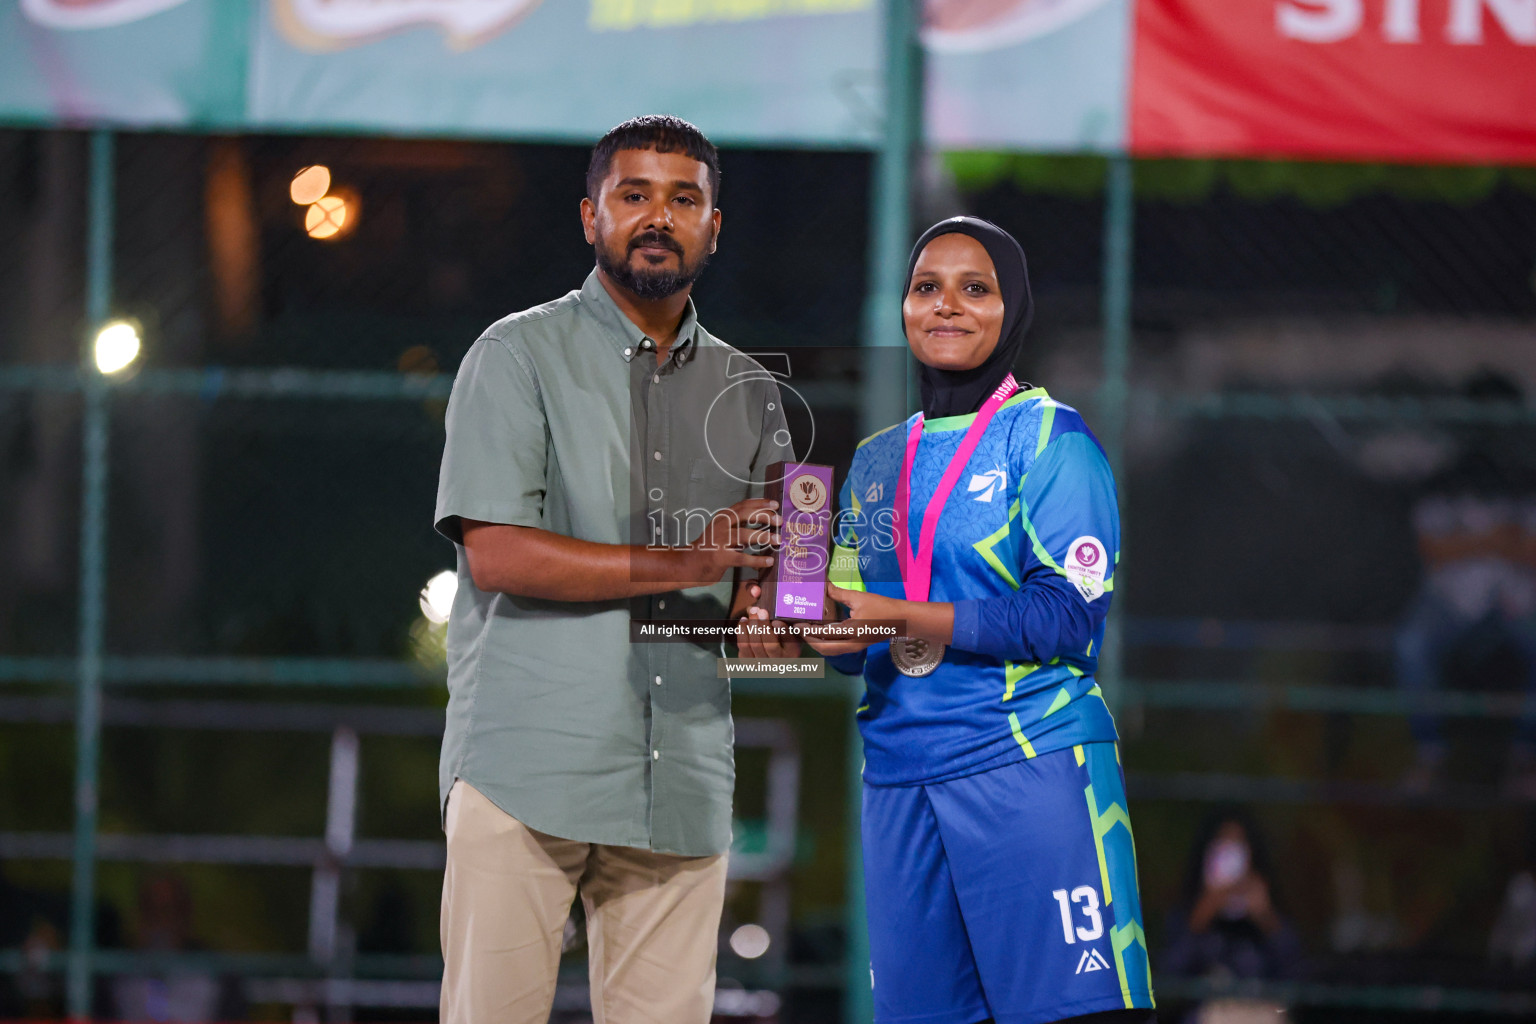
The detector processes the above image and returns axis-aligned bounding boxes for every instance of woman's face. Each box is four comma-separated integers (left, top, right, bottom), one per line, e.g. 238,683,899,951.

903,233,1006,373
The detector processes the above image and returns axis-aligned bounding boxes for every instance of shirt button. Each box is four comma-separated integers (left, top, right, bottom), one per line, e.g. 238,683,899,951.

641,338,653,350
654,675,662,686
658,599,666,610
623,346,633,358
653,450,662,461
652,750,660,760
652,373,660,384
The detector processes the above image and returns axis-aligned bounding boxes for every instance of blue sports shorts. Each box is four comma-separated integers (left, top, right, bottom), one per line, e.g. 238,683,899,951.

861,742,1155,1024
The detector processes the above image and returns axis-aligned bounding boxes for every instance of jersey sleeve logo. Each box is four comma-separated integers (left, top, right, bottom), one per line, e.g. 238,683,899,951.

1064,535,1108,601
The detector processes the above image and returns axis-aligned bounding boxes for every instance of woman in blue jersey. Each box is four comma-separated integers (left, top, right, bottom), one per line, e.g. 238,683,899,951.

804,217,1155,1024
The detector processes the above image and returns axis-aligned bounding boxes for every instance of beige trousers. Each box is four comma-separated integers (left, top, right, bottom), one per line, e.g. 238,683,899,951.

439,780,728,1024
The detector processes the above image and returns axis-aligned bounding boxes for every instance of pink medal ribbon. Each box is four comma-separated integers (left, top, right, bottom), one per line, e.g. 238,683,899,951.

893,374,1020,602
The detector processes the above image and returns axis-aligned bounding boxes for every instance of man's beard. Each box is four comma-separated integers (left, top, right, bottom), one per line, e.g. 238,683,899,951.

596,229,712,301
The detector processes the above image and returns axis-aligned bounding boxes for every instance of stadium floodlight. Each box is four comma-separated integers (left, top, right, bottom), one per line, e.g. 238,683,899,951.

93,320,141,375
728,923,770,959
419,569,458,624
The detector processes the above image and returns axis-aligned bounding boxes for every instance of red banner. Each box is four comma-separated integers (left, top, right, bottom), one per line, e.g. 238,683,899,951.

1131,0,1536,163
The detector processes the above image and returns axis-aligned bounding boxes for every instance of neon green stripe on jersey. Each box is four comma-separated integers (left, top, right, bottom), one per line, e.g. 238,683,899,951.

1111,920,1152,1009
855,422,901,449
1018,498,1066,576
1043,687,1072,719
971,504,1021,590
923,390,1040,433
1035,401,1058,456
830,543,866,593
1003,660,1039,701
1007,712,1037,757
1085,781,1134,907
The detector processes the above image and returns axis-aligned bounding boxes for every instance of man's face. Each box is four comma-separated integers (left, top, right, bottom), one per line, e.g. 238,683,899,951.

582,147,721,301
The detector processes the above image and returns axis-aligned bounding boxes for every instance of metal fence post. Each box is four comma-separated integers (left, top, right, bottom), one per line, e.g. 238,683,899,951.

843,677,870,1024
68,128,115,1021
1097,156,1133,713
859,0,923,438
850,4,922,1021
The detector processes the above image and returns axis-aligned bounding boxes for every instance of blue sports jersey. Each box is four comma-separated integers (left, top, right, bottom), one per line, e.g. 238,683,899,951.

830,388,1121,786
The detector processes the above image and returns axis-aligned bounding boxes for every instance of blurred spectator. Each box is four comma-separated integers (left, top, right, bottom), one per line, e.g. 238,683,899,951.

1,857,124,1018
1162,810,1302,1023
1394,381,1536,794
1,863,64,1018
110,873,243,1023
1327,859,1398,955
1489,870,1536,969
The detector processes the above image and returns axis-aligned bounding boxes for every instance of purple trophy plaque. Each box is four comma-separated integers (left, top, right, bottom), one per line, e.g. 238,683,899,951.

760,462,834,622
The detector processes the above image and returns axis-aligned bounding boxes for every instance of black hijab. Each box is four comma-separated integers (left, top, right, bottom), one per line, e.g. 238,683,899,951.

905,216,1034,420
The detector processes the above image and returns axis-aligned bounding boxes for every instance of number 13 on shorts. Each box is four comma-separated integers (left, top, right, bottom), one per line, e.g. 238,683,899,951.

1051,885,1103,943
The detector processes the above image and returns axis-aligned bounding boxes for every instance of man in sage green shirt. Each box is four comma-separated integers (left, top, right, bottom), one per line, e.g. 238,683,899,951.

433,117,796,1023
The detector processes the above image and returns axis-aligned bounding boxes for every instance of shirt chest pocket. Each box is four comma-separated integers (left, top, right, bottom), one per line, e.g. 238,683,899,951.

685,457,753,524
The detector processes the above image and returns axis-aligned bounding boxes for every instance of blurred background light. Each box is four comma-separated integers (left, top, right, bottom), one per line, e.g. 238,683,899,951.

419,569,457,624
92,320,141,375
728,923,771,959
289,164,331,205
305,194,349,240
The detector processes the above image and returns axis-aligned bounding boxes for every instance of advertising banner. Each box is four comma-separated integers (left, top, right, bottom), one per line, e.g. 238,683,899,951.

248,0,881,146
0,0,248,127
0,0,1132,152
1131,0,1536,164
925,0,1132,152
3,0,1534,162
0,0,884,144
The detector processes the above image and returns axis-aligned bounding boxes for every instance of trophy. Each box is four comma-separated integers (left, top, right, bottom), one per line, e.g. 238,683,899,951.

759,462,834,622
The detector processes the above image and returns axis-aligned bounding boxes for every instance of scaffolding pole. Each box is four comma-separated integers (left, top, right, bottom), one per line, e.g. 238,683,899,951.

68,129,114,1022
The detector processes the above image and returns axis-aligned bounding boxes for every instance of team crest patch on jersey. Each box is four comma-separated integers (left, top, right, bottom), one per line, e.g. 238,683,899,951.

967,467,1007,503
1064,535,1108,601
1075,948,1110,974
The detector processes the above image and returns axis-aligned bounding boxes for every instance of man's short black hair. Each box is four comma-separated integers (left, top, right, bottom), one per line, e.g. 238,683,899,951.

586,115,720,206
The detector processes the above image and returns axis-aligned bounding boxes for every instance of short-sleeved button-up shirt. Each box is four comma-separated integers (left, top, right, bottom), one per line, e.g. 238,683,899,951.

434,270,793,856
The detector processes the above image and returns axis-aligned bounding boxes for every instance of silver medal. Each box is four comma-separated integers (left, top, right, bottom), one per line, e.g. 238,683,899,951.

891,636,945,677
